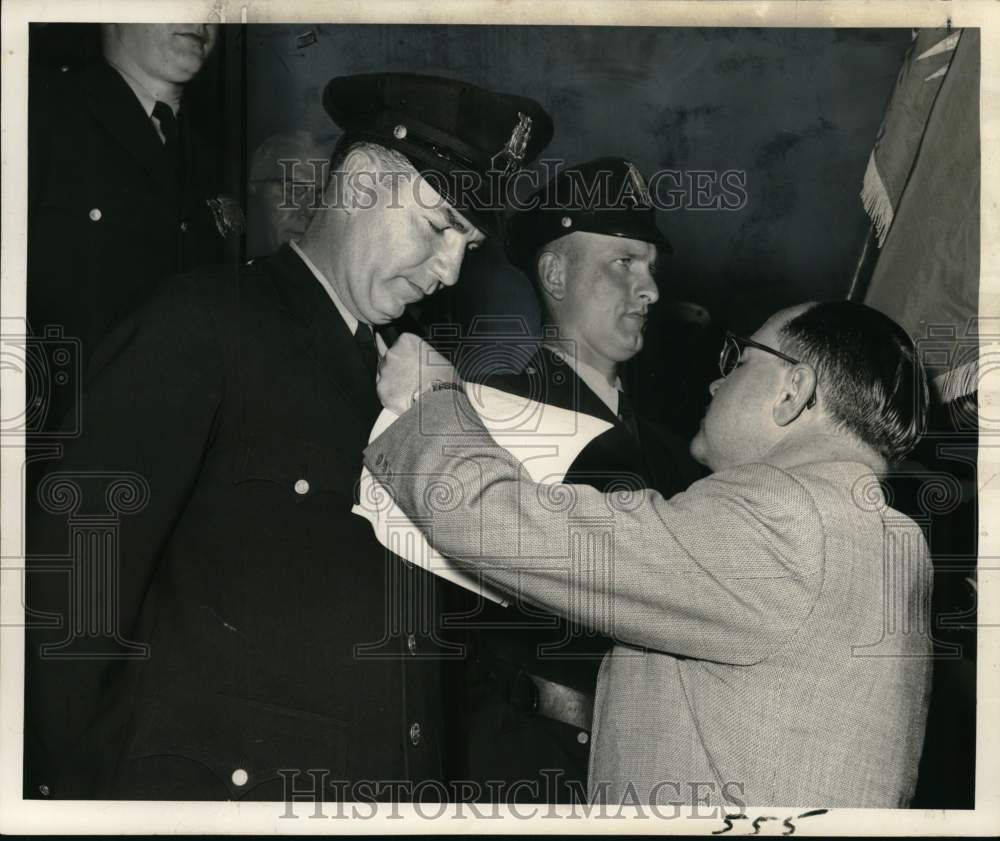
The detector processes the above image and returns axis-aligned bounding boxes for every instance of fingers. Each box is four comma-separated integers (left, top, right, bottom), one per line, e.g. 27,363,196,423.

389,331,422,352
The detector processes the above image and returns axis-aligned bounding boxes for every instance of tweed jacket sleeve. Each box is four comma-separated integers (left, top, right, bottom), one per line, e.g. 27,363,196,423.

364,391,825,666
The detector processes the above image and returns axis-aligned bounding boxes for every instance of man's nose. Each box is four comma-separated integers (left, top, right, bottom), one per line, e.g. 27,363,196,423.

433,240,467,289
708,377,724,396
636,272,660,306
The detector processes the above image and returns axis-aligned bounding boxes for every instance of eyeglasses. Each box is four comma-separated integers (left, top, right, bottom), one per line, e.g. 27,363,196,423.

718,332,817,408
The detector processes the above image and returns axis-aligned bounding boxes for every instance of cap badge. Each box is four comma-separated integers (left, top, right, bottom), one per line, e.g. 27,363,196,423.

624,161,653,209
493,112,533,176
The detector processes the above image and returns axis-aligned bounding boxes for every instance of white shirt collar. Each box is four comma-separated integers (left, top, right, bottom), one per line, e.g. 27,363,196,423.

107,59,180,118
291,241,386,357
290,240,360,333
543,343,622,415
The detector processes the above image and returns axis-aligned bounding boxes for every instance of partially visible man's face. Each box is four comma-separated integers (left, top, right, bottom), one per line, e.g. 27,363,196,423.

109,24,219,84
249,133,330,253
690,306,808,471
340,168,486,325
551,232,659,369
255,181,318,251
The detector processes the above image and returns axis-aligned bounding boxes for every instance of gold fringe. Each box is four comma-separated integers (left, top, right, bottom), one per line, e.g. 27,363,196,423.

860,151,894,247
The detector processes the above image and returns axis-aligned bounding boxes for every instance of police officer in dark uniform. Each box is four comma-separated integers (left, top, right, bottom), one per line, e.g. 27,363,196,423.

456,158,702,802
27,23,240,427
24,73,553,800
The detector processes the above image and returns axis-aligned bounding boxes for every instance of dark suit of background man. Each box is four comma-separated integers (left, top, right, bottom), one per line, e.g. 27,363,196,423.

27,23,239,425
456,158,702,801
25,73,553,800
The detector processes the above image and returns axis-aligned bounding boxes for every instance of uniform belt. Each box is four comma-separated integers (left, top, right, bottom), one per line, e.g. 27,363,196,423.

504,668,594,733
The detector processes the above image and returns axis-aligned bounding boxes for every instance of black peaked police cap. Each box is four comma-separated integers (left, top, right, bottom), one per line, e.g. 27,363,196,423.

323,72,554,237
506,157,673,275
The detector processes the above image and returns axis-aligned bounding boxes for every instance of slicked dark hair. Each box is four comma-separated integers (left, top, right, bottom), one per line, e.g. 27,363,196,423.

779,301,929,463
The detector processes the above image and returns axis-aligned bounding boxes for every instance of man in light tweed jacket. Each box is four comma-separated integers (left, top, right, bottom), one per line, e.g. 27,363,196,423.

366,300,933,808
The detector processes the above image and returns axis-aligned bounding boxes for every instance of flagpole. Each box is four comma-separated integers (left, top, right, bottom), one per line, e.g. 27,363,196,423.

846,224,877,301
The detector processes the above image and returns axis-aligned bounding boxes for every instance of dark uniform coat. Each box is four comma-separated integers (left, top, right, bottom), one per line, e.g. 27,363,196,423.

27,59,231,383
455,347,702,801
25,245,447,800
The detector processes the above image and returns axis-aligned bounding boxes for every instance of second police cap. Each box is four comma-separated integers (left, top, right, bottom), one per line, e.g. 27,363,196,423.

323,73,554,236
506,157,673,275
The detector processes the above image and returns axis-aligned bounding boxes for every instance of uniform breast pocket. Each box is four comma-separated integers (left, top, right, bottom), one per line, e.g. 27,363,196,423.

40,180,155,229
235,435,362,507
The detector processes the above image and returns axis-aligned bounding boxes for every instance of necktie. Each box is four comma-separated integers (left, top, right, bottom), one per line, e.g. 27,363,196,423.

617,389,641,443
354,323,379,379
152,101,181,173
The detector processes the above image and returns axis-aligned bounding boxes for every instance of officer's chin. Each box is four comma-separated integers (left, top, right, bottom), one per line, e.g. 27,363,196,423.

623,332,644,356
372,298,405,325
167,53,207,81
621,320,646,345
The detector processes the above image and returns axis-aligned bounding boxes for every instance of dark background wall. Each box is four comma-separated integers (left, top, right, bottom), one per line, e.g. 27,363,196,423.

245,24,910,430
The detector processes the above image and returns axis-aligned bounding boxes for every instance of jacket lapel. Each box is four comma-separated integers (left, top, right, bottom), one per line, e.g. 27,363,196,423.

82,62,176,196
534,347,664,486
478,347,620,425
265,245,382,433
535,347,620,426
498,348,656,489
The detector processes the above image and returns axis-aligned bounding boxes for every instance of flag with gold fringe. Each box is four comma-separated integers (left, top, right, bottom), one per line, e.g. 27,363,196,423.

856,28,980,404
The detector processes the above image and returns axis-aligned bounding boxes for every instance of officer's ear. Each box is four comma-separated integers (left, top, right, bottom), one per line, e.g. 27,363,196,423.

337,147,380,215
536,250,566,305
